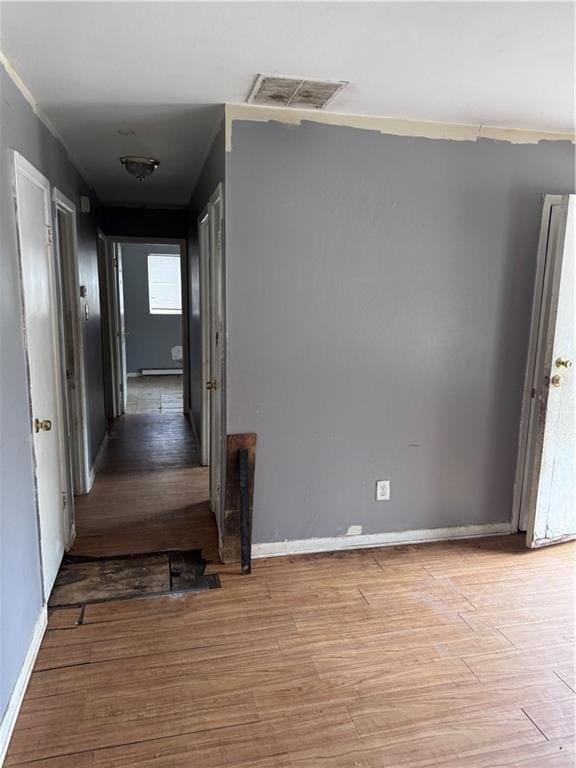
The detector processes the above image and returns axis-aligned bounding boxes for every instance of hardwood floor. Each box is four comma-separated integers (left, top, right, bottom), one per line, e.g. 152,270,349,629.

72,413,218,560
7,533,576,766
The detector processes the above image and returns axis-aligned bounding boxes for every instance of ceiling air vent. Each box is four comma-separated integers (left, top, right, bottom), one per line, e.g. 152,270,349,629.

247,74,348,110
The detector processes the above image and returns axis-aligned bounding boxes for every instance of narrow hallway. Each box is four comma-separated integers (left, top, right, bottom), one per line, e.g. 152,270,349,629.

72,414,219,560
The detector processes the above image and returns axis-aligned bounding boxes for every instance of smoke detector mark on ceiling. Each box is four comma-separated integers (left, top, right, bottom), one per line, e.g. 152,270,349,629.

247,74,348,110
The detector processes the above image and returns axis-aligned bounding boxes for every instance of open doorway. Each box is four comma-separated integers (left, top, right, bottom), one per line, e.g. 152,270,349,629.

101,237,190,420
121,242,185,414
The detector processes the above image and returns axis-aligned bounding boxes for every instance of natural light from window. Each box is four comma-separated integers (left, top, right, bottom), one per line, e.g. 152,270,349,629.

148,254,182,315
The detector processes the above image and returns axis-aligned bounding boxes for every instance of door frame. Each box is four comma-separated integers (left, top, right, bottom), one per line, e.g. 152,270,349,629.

208,183,226,535
99,236,189,417
12,151,73,592
198,207,211,466
512,195,570,536
53,189,90,496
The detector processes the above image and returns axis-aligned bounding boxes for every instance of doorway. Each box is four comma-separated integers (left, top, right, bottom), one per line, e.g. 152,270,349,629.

101,238,189,419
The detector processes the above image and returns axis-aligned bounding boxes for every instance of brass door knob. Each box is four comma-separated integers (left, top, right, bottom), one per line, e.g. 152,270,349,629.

551,374,563,388
34,418,52,433
206,380,217,390
556,357,573,369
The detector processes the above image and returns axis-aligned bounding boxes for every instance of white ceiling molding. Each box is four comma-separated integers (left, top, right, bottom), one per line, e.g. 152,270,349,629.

1,2,573,205
0,50,94,192
225,103,576,153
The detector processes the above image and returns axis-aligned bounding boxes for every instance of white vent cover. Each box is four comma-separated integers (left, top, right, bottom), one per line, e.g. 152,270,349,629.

247,74,348,110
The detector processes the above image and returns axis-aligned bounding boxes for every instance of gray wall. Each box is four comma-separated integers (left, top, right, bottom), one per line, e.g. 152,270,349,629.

122,243,182,372
0,63,106,718
187,117,225,438
226,120,575,544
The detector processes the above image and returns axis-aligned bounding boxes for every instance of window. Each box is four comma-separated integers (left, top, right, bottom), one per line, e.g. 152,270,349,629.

148,254,182,315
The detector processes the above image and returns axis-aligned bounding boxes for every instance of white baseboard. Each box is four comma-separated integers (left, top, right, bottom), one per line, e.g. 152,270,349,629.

141,368,183,376
252,522,513,559
87,431,108,492
0,607,47,766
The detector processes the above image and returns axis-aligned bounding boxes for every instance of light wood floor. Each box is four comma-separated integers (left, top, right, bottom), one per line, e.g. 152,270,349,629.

125,374,183,415
6,414,576,767
7,532,576,766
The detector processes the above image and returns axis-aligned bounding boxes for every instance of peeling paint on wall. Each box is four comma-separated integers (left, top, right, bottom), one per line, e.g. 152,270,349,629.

225,103,576,152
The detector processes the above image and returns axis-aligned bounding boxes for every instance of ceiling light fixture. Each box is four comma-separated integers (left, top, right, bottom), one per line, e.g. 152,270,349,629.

119,156,160,182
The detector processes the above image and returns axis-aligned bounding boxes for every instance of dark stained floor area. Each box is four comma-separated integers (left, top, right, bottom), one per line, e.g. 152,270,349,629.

97,413,199,474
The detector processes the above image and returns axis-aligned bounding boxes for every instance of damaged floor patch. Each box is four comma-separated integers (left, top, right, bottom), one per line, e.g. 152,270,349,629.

49,549,221,608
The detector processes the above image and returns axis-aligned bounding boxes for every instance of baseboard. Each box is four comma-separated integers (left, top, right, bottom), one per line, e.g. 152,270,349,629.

252,521,513,559
0,607,47,766
140,368,183,376
87,431,109,492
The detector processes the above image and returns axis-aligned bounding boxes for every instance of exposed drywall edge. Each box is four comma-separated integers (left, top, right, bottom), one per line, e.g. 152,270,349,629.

252,521,513,558
0,50,94,190
225,103,576,152
0,607,47,766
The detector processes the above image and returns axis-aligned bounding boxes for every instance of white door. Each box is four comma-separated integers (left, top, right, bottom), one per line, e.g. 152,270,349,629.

198,210,211,466
516,195,575,548
208,185,224,519
13,152,68,596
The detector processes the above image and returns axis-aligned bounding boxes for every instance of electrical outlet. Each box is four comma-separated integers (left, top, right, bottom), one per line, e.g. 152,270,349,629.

376,480,390,501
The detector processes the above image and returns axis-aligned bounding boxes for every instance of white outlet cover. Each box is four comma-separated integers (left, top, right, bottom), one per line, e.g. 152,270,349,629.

376,480,390,501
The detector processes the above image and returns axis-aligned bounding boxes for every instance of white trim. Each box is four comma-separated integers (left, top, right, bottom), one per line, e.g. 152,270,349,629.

198,207,211,467
140,368,183,376
88,432,109,492
53,188,91,498
0,51,93,188
512,196,565,533
225,103,576,152
0,607,47,766
252,522,513,559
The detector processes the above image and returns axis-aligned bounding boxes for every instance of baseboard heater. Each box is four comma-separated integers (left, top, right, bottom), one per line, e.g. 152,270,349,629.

140,368,183,376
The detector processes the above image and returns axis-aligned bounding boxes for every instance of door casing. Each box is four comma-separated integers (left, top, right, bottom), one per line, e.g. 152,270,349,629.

198,208,211,466
53,189,90,498
513,194,575,546
208,184,225,535
99,236,189,418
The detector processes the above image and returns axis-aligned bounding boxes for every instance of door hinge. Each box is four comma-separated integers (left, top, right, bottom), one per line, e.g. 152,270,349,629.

531,387,536,398
61,492,67,510
46,225,53,244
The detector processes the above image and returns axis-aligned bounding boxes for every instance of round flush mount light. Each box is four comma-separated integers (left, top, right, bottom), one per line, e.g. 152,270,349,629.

119,156,160,182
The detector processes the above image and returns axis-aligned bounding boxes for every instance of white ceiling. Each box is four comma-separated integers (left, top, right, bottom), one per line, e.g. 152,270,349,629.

1,2,573,206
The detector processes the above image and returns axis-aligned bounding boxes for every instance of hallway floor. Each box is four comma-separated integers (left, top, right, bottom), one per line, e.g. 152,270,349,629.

125,374,183,415
6,534,576,766
72,413,216,559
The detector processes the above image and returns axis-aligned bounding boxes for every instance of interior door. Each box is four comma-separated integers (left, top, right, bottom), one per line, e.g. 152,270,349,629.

208,186,224,519
518,195,575,548
198,211,211,466
13,152,68,596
